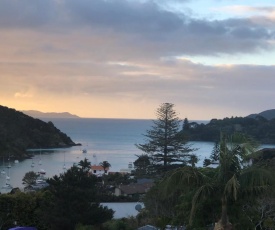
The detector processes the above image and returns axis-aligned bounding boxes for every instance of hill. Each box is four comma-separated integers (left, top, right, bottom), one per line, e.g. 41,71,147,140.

183,116,275,144
22,110,80,119
0,105,80,158
247,109,275,120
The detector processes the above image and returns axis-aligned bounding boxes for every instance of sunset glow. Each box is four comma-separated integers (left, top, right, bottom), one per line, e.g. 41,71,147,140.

1,0,275,120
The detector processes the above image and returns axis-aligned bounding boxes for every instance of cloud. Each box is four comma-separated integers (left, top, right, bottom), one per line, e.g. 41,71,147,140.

0,0,274,56
0,0,275,119
0,0,56,28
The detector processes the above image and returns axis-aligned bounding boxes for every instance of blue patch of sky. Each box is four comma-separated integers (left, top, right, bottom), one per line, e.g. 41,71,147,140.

156,0,275,65
156,0,275,20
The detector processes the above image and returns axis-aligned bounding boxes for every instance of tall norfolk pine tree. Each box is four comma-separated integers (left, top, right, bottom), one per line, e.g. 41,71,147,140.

136,103,196,172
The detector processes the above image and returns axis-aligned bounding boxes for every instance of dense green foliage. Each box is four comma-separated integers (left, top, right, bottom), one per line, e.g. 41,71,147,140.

134,154,152,178
136,103,196,174
22,171,39,186
182,115,275,144
142,133,275,229
0,159,114,230
41,160,114,230
0,105,78,158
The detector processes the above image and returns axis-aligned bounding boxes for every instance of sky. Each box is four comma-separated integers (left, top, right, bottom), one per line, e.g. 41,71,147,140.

0,0,275,120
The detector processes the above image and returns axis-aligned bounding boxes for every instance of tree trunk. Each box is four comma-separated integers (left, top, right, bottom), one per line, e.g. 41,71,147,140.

214,197,233,230
214,221,233,230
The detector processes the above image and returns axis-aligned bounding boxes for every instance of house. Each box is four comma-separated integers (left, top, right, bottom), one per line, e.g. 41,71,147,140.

114,182,153,197
89,165,109,177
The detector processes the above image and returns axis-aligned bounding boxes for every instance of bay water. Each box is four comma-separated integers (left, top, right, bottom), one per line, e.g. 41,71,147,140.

0,118,217,189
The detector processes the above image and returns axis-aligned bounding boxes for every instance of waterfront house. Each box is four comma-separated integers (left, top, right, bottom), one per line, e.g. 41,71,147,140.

89,165,109,177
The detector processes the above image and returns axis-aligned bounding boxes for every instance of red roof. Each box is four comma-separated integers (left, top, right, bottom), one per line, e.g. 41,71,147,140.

91,165,109,170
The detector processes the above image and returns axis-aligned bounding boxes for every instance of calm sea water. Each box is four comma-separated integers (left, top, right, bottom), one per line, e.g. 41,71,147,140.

3,118,271,190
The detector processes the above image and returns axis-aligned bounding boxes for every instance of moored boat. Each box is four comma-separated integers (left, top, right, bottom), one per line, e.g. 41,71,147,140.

39,169,46,175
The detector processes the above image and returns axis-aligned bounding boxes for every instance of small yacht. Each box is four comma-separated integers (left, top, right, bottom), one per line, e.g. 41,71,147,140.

2,167,12,190
1,157,6,175
63,152,67,170
38,149,42,165
6,154,12,168
39,169,46,175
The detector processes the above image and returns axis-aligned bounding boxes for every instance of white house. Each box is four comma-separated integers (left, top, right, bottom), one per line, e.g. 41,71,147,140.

89,165,109,177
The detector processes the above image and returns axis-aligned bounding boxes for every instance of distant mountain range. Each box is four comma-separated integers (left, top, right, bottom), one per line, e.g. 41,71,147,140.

247,109,275,120
22,110,80,119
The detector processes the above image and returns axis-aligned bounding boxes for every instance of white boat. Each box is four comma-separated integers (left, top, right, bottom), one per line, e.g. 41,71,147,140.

14,160,19,164
36,178,46,184
2,183,13,189
3,167,12,189
39,169,46,175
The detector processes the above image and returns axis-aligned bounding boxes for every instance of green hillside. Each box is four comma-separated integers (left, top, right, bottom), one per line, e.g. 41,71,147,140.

247,109,275,120
0,105,79,158
183,115,275,144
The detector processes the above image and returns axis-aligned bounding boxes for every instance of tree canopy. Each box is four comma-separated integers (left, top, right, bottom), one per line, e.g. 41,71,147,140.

136,103,196,173
148,133,275,229
39,160,114,229
22,171,39,186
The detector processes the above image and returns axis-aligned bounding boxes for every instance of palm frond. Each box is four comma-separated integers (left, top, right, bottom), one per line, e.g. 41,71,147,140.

189,183,214,224
160,166,208,197
223,174,239,200
240,166,275,195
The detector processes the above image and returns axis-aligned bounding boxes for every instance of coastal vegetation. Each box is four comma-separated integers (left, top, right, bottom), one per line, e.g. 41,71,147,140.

183,115,275,144
0,105,79,158
0,159,114,230
1,103,275,229
136,103,197,174
137,134,275,229
134,104,275,229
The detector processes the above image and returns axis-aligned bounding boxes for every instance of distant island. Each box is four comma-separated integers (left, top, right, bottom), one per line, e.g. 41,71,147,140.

0,105,80,158
22,110,80,119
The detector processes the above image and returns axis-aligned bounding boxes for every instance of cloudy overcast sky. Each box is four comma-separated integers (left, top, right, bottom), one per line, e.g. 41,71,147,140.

1,0,275,120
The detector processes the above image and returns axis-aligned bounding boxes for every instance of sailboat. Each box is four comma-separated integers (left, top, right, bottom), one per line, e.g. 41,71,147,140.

31,158,35,168
2,166,12,189
63,152,67,170
1,157,6,175
39,169,46,175
38,149,42,165
7,155,11,168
